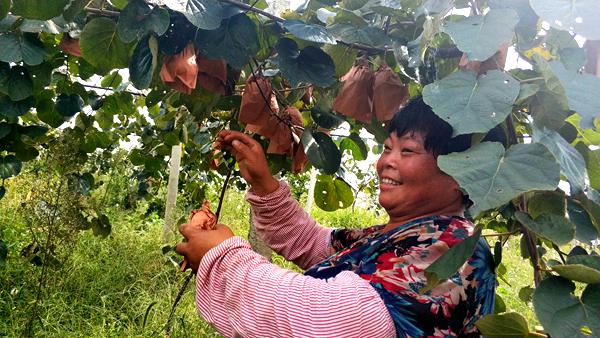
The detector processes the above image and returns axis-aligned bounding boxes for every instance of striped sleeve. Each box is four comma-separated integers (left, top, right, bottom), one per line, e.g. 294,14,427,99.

196,236,397,338
246,181,334,269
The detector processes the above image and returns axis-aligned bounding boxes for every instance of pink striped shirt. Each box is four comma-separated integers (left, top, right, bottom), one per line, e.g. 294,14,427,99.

195,181,396,337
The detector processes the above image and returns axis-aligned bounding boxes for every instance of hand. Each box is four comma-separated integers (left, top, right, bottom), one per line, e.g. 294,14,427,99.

175,223,234,273
214,130,279,196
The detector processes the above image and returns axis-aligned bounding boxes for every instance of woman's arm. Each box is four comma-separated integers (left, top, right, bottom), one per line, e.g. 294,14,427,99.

246,181,334,269
195,237,396,338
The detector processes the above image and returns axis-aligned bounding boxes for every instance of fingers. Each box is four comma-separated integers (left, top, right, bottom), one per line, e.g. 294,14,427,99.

175,242,188,256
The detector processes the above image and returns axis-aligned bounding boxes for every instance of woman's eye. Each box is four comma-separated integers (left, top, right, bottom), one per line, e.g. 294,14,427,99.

401,148,414,153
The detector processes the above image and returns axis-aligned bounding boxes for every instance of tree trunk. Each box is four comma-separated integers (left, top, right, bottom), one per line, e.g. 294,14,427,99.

163,144,182,243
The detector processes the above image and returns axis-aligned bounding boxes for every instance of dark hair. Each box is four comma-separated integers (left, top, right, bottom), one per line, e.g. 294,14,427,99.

387,96,471,156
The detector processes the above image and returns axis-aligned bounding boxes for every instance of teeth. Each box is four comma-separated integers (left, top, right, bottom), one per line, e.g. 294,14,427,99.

381,178,400,185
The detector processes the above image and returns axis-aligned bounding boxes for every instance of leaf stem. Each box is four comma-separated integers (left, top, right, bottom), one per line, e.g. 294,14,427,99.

84,6,120,17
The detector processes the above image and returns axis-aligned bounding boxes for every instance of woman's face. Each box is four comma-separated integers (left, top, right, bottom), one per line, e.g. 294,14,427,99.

376,131,464,224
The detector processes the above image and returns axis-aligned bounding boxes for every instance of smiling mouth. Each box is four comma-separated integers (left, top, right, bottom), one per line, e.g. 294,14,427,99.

380,178,401,186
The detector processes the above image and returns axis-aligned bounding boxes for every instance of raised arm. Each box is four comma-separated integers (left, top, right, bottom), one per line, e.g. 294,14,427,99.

215,130,333,268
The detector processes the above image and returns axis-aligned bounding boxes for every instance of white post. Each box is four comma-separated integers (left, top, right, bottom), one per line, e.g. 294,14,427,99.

163,144,182,243
305,168,318,214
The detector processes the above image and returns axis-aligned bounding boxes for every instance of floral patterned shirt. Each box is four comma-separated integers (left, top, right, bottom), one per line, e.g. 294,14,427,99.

304,215,496,337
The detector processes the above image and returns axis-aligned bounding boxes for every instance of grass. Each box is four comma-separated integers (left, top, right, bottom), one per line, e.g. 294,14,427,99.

1,178,541,337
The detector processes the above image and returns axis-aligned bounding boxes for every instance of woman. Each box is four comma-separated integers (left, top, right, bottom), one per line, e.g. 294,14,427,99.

176,97,496,337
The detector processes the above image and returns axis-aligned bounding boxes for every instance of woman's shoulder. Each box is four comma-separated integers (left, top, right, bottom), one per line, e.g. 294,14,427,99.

330,224,386,251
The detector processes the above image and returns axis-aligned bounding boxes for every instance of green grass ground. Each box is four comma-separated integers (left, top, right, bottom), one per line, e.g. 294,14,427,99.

1,184,539,337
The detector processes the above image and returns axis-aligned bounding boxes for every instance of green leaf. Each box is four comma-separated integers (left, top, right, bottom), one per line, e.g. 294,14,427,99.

323,43,357,78
0,0,9,20
63,0,88,21
100,71,123,89
78,172,95,195
275,38,335,87
282,20,336,44
55,94,84,117
164,0,224,30
310,108,345,129
533,276,600,338
92,215,112,238
567,254,600,271
0,155,22,179
553,264,600,284
80,18,131,72
533,126,588,195
328,23,391,47
442,9,519,61
130,35,158,90
81,131,111,153
423,227,481,292
0,239,6,267
516,83,539,104
339,133,368,161
0,32,46,65
0,122,10,139
588,149,600,191
0,65,32,101
548,61,600,130
423,70,520,136
314,174,354,211
514,211,574,246
11,0,69,20
530,0,600,40
438,142,560,216
567,198,600,245
36,96,64,128
476,312,530,337
528,191,565,218
582,284,600,310
195,13,259,69
559,47,587,72
301,127,341,174
117,0,170,43
0,96,35,118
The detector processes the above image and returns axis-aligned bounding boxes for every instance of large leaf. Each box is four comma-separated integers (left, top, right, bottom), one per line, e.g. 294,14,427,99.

442,9,519,61
0,155,22,179
548,61,600,130
55,94,84,117
314,174,354,211
438,142,560,216
0,32,46,65
117,0,170,43
11,0,69,20
80,18,131,72
323,44,357,78
553,255,600,284
514,211,574,246
163,0,223,30
0,96,35,118
328,23,391,47
423,70,520,136
533,126,588,195
589,149,600,190
567,199,600,245
0,66,32,101
423,227,482,292
530,0,600,40
310,108,345,129
195,13,259,69
533,276,600,338
0,0,8,20
129,35,158,90
275,38,335,87
301,127,341,174
339,133,368,161
475,312,530,337
283,20,336,44
92,215,112,238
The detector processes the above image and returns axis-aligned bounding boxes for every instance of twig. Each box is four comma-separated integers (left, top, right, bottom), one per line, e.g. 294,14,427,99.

84,6,120,17
80,83,146,97
481,231,518,238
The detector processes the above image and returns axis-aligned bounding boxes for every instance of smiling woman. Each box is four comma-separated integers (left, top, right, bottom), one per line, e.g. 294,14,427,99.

176,97,496,337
